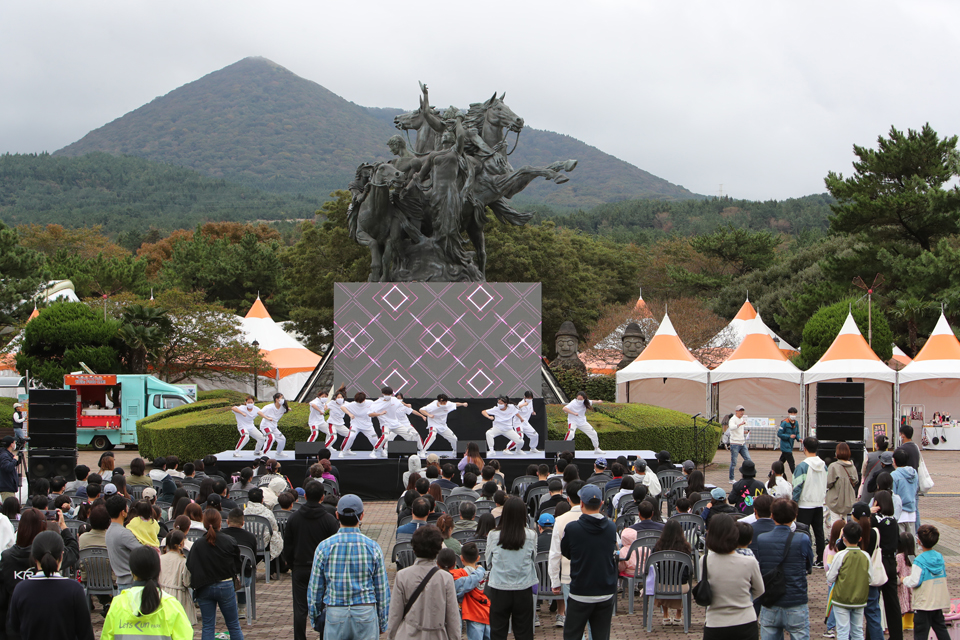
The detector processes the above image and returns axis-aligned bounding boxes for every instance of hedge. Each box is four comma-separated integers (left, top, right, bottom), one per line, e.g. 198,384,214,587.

546,403,721,464
552,368,616,402
0,398,13,426
137,390,248,427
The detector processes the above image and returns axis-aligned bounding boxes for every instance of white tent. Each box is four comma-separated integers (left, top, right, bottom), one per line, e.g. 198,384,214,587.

706,299,797,354
804,312,896,439
711,316,802,421
898,314,960,439
616,312,710,415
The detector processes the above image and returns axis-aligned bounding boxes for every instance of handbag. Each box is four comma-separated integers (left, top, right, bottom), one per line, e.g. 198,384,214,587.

692,550,712,606
760,531,795,607
918,456,935,494
868,533,888,587
403,567,440,620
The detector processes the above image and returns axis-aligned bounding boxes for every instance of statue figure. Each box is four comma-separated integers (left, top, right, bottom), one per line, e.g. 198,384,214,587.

551,320,586,372
352,84,579,282
618,322,647,370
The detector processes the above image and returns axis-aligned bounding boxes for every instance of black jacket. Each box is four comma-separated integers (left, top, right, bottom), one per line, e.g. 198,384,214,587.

186,532,241,591
866,464,894,495
704,502,737,527
756,525,813,608
730,478,767,515
157,473,177,504
561,514,618,597
282,502,339,570
221,526,259,576
749,517,777,556
0,451,17,494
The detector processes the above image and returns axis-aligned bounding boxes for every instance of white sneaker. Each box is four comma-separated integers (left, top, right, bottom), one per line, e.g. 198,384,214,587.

342,450,357,457
593,448,605,454
529,448,542,454
555,614,565,627
502,449,515,455
232,450,242,457
368,451,378,458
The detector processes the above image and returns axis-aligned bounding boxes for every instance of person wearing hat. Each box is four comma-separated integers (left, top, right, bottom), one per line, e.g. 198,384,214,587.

0,437,17,501
537,513,555,554
586,457,611,484
307,494,390,639
556,484,618,640
730,460,767,516
11,403,26,449
726,405,752,484
703,487,737,527
864,450,895,500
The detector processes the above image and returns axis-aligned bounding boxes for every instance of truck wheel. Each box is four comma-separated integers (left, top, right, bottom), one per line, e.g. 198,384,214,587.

92,436,110,451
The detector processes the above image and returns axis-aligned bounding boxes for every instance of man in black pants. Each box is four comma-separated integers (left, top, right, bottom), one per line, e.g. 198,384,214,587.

283,480,339,640
791,436,827,566
557,484,618,640
776,408,800,474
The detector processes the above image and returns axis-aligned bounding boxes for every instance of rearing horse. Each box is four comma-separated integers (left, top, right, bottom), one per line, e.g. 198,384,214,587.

393,82,444,154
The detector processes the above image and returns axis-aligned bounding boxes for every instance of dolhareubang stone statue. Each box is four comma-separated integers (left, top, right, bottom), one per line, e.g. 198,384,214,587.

347,82,578,282
551,320,586,373
618,322,647,370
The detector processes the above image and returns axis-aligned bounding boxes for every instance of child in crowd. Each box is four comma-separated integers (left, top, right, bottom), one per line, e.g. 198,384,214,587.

159,530,196,624
902,524,951,640
767,460,793,499
822,520,846,639
735,521,755,557
897,532,915,631
826,522,871,640
127,500,161,547
446,543,489,640
674,497,691,515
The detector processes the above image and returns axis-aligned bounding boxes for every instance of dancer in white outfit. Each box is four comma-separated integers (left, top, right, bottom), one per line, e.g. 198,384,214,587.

257,393,289,454
506,390,540,453
341,392,384,458
421,393,468,453
307,390,329,443
483,396,525,454
325,387,351,449
562,391,604,454
231,395,265,457
377,390,424,452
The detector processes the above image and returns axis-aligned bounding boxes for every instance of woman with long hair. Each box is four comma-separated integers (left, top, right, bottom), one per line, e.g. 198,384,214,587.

110,473,129,499
427,482,444,505
103,545,193,640
473,513,497,540
169,488,190,520
872,491,904,639
701,514,764,639
8,530,93,640
485,496,537,640
186,509,244,640
459,441,486,473
436,514,461,554
160,530,197,625
562,391,604,454
652,519,693,626
197,477,216,505
685,470,706,498
766,461,793,499
257,392,290,455
98,452,115,477
185,503,205,530
825,442,858,527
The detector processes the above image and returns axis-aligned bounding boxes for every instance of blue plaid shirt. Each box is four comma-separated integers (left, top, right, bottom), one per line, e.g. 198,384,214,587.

307,528,390,632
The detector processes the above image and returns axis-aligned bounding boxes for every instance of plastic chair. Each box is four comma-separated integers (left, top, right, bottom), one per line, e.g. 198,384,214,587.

642,551,694,633
474,500,495,516
669,513,705,550
451,530,475,544
243,514,274,584
323,480,339,497
616,513,638,534
615,496,636,519
70,496,86,508
692,498,711,516
186,529,206,544
64,518,84,534
273,509,294,537
470,539,488,569
78,548,116,609
664,480,688,516
656,470,685,499
395,533,412,544
395,496,406,513
392,542,416,569
440,488,452,500
535,552,564,608
398,515,413,526
525,486,550,514
236,545,257,625
229,489,248,500
445,496,476,518
433,501,448,515
619,537,655,613
510,475,537,495
128,485,145,501
183,485,200,501
539,507,555,518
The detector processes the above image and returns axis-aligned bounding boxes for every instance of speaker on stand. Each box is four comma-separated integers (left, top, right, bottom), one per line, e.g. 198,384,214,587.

26,389,78,488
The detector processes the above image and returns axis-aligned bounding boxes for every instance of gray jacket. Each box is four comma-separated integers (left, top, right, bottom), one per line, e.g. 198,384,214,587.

387,558,461,640
485,529,537,590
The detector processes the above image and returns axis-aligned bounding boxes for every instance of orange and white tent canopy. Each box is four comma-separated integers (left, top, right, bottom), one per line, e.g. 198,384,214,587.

804,312,896,384
617,312,709,383
241,297,321,380
899,313,960,382
889,344,912,371
710,316,802,383
705,299,797,353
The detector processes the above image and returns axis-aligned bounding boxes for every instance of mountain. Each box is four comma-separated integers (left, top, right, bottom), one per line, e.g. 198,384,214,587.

55,57,699,207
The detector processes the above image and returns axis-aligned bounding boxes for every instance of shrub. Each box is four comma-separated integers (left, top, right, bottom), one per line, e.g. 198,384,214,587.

796,297,893,369
585,375,616,402
0,398,13,427
137,389,247,426
552,367,586,400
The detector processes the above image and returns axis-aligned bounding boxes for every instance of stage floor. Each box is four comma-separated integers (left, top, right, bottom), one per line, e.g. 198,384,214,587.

215,449,656,463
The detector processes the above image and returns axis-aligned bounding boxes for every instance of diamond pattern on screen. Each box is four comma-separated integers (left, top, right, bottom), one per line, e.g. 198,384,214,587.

335,283,541,397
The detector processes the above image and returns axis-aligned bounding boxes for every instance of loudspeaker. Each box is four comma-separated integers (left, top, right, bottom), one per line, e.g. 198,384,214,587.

27,420,77,449
28,404,76,420
817,382,864,440
27,389,77,450
456,441,487,455
816,441,865,483
389,441,420,456
29,449,78,482
28,389,76,404
294,442,325,459
545,441,574,455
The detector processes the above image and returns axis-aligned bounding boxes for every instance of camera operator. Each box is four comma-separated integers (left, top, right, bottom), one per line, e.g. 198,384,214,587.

0,437,19,502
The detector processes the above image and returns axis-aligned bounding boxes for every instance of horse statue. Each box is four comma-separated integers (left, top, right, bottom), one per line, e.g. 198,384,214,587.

393,82,444,155
354,162,419,282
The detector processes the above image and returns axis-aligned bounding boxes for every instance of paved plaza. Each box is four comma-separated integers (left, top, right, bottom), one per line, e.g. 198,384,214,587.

80,447,960,638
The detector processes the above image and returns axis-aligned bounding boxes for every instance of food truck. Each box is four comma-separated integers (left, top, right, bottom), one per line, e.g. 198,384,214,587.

63,374,195,449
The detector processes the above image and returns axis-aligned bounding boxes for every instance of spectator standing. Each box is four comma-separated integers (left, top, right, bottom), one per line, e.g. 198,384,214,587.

558,484,618,640
104,494,142,591
726,405,752,484
307,495,390,639
825,443,859,530
777,408,800,474
755,498,814,640
890,450,918,535
902,524,951,640
386,526,460,640
159,530,197,625
826,522,871,640
869,492,903,640
730,461,767,516
0,438,17,501
896,532,915,632
746,495,776,556
895,425,921,469
792,437,828,565
450,542,490,640
548,479,584,628
283,481,339,640
700,514,765,640
859,436,889,502
186,509,244,640
486,497,537,640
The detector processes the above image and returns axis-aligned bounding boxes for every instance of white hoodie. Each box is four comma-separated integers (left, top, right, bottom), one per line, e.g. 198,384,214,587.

794,455,828,509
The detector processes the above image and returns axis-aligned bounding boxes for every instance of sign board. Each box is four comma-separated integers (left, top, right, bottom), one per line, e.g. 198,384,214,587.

872,423,887,449
746,417,776,429
173,384,198,402
64,374,118,386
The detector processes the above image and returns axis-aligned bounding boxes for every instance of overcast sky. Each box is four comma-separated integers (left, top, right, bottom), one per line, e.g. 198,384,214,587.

2,1,958,200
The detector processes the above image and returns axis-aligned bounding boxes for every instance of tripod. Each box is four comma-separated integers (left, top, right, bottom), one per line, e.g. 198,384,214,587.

15,445,28,500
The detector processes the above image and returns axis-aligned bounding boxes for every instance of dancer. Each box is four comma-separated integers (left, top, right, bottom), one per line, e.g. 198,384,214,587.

562,391,604,454
325,386,351,449
258,393,289,455
341,392,384,458
368,386,414,457
483,395,524,454
307,390,329,443
386,391,425,451
231,395,265,457
507,390,540,453
421,393,468,454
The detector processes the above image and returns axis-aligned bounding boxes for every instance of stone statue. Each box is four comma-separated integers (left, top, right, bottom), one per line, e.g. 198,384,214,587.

551,320,586,372
347,83,578,282
618,322,647,370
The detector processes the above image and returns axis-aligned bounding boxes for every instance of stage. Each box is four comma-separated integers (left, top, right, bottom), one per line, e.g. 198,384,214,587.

215,447,659,501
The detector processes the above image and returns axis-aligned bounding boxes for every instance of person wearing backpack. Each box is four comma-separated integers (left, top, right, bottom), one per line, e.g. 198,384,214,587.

826,522,871,640
755,497,814,640
825,443,859,531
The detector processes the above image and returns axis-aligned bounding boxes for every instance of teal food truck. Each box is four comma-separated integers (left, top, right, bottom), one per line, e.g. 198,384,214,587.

63,374,195,449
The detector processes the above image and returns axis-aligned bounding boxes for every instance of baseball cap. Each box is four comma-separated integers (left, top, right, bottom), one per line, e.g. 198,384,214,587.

710,487,726,501
682,460,695,472
206,494,222,507
634,459,647,472
537,513,556,527
426,453,440,465
295,487,306,497
102,483,118,497
0,436,14,448
578,484,603,507
879,451,894,465
594,457,607,469
142,487,157,501
337,494,364,516
851,502,871,520
735,405,746,411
